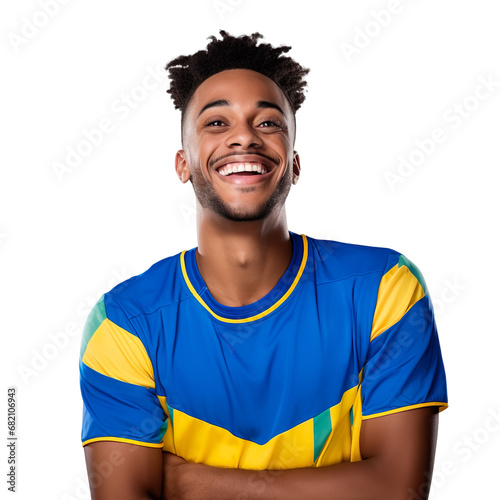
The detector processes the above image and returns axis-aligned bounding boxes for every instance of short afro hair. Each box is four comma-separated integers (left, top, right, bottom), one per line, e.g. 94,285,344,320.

165,30,309,119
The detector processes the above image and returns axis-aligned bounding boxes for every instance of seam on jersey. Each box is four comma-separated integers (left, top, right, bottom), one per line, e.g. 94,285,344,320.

356,251,394,368
315,269,384,287
166,388,357,448
81,360,156,390
105,297,160,393
82,436,164,448
127,292,195,321
370,293,427,342
361,401,448,420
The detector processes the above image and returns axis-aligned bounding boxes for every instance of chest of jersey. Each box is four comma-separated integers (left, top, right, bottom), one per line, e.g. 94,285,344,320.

142,274,375,469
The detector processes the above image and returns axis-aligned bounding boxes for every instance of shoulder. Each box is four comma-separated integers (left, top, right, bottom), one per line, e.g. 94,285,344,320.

303,233,404,284
81,251,189,358
102,249,189,323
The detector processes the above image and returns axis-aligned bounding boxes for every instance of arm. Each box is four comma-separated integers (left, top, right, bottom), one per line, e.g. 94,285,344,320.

163,406,439,500
84,441,163,500
80,296,168,499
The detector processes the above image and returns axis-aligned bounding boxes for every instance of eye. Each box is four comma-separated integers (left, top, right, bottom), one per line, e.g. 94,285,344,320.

205,119,226,127
259,120,283,129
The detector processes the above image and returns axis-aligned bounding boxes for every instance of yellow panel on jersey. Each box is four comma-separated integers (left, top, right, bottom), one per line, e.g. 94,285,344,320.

159,386,358,470
349,385,364,463
370,263,425,341
315,385,359,466
82,318,155,389
158,397,176,453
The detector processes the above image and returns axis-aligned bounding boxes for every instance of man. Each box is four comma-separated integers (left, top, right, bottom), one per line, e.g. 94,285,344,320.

80,31,447,499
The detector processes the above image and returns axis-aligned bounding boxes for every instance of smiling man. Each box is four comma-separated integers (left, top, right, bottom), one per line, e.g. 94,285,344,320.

80,31,447,499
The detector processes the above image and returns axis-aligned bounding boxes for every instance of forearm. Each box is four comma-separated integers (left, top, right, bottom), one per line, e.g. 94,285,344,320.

166,456,409,500
165,408,438,500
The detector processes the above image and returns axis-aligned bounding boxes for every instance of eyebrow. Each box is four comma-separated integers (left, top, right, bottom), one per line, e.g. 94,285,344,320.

197,99,286,118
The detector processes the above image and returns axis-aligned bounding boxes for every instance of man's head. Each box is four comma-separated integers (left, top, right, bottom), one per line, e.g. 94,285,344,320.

166,31,309,140
165,31,309,222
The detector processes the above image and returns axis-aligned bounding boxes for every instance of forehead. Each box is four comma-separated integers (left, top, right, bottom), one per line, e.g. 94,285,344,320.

185,69,291,118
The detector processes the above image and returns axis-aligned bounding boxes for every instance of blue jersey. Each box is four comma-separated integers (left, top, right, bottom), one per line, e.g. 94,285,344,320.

80,231,447,469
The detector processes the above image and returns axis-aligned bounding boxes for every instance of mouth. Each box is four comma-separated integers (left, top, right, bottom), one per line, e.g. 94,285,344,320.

212,154,277,178
216,162,269,176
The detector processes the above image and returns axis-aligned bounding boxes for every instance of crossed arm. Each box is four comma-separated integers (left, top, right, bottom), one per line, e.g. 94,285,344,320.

84,406,438,500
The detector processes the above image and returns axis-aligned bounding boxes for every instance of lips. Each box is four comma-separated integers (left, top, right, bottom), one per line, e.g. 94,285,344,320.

212,155,276,174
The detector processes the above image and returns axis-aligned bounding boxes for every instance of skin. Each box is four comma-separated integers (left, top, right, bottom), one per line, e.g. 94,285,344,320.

84,69,440,500
175,69,301,307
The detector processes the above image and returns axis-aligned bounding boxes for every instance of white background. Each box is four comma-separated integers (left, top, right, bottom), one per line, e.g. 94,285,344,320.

2,0,499,498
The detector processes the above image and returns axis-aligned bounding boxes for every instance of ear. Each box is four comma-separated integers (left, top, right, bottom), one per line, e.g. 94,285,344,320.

292,151,301,185
175,150,191,183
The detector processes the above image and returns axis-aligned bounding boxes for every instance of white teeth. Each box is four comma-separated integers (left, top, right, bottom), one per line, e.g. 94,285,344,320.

217,162,269,176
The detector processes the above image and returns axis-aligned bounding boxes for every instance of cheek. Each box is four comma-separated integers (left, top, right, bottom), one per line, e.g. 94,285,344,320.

269,130,291,147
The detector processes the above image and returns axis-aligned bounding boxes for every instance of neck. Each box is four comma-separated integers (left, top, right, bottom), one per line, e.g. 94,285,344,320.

195,206,293,307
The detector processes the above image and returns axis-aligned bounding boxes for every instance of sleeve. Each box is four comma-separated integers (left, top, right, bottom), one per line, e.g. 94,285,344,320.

360,252,448,419
79,294,168,447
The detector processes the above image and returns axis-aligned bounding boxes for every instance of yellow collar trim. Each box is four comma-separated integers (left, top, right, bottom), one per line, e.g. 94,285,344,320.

180,234,308,323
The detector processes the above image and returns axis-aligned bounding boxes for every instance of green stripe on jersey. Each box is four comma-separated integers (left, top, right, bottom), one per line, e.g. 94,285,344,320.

398,255,428,295
313,408,332,462
80,295,107,359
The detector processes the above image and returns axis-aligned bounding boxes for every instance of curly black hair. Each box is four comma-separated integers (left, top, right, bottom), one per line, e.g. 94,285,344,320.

165,30,309,120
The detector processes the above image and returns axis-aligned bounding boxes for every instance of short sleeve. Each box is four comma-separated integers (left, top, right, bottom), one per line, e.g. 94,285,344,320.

360,252,448,419
79,294,168,447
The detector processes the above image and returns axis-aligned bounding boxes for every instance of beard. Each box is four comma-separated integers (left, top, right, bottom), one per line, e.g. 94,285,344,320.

189,163,292,222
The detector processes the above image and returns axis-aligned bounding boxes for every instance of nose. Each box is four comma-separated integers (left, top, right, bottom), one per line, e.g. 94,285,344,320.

225,121,263,149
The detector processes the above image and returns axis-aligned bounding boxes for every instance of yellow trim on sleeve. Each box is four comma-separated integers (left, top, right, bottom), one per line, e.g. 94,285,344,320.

362,402,448,420
180,234,308,323
370,263,425,341
82,436,164,448
82,318,155,389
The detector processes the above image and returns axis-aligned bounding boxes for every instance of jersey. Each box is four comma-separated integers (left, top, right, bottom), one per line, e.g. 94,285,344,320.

79,231,447,469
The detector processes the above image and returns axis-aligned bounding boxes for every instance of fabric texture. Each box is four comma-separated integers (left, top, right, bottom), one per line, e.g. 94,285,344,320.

80,231,447,468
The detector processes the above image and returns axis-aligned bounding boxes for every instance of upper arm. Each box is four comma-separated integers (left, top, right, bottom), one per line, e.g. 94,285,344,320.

354,253,445,496
359,406,439,499
84,441,163,500
80,296,168,497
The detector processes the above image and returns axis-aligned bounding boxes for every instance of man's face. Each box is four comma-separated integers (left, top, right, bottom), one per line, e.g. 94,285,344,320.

176,69,300,222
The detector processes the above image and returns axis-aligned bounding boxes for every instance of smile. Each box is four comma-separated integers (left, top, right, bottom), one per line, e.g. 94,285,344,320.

217,162,269,176
214,163,274,185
